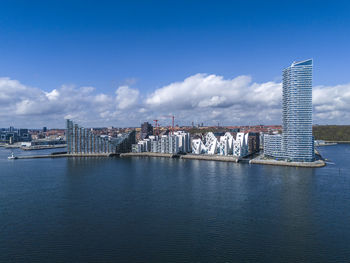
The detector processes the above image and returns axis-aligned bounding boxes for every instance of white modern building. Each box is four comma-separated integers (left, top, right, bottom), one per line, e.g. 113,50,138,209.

233,132,249,157
264,59,315,162
191,132,249,157
218,132,234,156
191,138,206,154
132,131,190,154
174,131,191,153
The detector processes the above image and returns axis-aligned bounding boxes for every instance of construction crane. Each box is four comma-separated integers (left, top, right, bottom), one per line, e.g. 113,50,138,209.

153,119,159,136
161,115,175,135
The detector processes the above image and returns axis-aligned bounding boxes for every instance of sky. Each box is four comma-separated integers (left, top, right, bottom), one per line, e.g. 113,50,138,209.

0,0,350,128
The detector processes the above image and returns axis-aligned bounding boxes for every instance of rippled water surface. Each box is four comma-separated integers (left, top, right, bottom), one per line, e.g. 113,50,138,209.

1,145,350,262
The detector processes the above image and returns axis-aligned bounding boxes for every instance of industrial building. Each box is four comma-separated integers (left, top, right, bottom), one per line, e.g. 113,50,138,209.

264,59,315,162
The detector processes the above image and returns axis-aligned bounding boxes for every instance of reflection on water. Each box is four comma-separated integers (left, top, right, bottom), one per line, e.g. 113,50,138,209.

0,145,350,262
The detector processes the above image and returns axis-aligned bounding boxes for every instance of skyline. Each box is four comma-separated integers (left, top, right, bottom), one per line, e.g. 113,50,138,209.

1,1,350,127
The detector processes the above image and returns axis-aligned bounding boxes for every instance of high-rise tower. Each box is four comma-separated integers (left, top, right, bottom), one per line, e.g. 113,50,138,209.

282,59,314,162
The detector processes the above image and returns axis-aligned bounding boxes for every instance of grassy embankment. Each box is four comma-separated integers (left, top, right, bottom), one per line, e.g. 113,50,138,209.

313,125,350,142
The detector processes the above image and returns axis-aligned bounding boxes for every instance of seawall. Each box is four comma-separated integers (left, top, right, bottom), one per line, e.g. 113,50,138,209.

14,152,325,168
120,152,177,158
250,158,326,168
180,154,239,163
17,153,117,159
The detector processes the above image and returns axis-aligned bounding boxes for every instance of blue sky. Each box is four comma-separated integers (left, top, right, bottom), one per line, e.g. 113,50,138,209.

0,0,350,127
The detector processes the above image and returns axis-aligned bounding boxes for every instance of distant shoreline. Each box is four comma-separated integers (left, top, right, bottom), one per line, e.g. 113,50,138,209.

324,141,350,144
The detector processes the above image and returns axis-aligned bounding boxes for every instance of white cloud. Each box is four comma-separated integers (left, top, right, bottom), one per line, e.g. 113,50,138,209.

145,74,253,110
0,75,349,128
45,89,60,101
115,85,139,110
145,73,282,125
313,83,350,122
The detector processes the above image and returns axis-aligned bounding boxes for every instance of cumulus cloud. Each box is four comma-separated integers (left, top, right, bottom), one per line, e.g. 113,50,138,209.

145,74,254,110
0,77,141,127
145,74,282,110
145,73,282,125
0,74,349,128
313,84,350,122
115,85,139,110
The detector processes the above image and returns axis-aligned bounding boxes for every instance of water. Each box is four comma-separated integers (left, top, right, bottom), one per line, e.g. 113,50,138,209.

1,145,350,262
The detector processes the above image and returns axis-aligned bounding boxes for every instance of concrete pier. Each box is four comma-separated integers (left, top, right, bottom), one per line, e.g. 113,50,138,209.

16,153,117,159
249,158,326,168
21,145,67,151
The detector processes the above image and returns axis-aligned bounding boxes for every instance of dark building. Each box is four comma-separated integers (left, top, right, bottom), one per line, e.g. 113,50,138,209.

229,128,240,133
0,127,31,144
43,127,47,132
115,130,136,153
248,132,260,154
141,122,153,139
213,132,225,137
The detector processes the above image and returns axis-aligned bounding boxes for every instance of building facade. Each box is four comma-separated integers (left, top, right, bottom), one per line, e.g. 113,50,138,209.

263,134,284,159
0,128,31,143
66,119,135,154
191,132,250,157
132,132,190,154
282,59,314,162
248,132,260,154
264,59,315,162
140,122,153,140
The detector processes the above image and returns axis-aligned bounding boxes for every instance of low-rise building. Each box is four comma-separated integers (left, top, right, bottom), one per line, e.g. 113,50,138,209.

263,134,284,159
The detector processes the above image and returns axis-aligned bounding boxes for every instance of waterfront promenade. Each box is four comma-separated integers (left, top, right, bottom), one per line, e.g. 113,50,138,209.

13,151,325,167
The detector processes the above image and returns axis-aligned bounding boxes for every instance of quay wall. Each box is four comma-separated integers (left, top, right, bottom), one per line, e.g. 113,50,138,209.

17,153,117,159
14,152,326,168
250,159,326,168
180,154,239,163
120,152,176,158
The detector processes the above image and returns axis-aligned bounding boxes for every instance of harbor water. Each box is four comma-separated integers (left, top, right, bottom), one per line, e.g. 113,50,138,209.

1,145,350,262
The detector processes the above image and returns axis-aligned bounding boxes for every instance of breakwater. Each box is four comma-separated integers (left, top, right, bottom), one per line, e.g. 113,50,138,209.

16,153,117,159
21,145,67,151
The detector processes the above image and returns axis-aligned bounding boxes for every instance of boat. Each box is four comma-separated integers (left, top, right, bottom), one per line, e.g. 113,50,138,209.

8,152,18,160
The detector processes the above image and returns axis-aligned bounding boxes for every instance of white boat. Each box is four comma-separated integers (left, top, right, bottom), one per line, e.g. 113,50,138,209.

8,152,17,160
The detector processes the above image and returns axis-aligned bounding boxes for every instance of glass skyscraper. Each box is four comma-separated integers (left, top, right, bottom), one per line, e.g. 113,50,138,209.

282,59,314,162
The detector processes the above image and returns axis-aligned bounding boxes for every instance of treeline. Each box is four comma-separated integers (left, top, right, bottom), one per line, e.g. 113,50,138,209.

313,125,350,141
